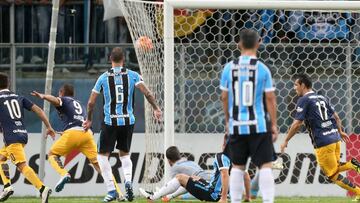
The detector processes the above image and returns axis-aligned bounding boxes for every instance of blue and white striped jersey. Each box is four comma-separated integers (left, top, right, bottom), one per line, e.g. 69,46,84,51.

207,153,231,200
92,67,143,126
220,56,275,135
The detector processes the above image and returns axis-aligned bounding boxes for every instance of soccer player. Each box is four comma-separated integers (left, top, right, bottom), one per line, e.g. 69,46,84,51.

31,84,104,193
139,146,210,201
220,29,278,203
280,74,360,201
0,127,12,202
83,47,162,202
0,73,54,203
140,144,230,202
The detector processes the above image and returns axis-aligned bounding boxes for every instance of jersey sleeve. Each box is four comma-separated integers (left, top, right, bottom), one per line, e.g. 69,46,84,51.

134,72,144,86
220,63,231,91
22,97,34,111
295,97,308,121
263,65,275,92
217,153,231,170
92,74,104,94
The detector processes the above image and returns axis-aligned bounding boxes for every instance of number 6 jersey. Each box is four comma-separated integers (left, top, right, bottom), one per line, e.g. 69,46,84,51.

295,91,341,148
220,56,275,136
55,96,87,131
0,89,34,145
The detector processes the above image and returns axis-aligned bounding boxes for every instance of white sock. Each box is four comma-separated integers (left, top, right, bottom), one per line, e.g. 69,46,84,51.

120,155,133,183
167,186,187,199
230,168,244,203
259,168,274,203
97,154,116,192
151,177,180,200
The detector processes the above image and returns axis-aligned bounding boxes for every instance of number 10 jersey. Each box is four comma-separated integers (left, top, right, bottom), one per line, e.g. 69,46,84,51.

220,56,275,136
0,89,34,145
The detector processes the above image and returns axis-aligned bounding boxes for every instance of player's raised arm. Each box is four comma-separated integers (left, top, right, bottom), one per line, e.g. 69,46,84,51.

31,91,61,107
136,82,162,121
30,104,55,140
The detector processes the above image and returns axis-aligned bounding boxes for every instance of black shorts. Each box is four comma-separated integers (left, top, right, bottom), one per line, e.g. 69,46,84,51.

98,123,134,153
185,177,219,202
228,132,273,167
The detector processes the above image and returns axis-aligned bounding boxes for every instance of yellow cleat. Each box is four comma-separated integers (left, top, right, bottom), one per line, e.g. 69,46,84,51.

352,195,360,201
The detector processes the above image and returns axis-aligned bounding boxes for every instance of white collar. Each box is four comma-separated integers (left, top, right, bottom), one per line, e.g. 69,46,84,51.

304,90,314,96
0,89,10,93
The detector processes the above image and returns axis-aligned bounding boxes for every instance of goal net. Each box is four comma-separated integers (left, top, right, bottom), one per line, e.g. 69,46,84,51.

117,0,360,196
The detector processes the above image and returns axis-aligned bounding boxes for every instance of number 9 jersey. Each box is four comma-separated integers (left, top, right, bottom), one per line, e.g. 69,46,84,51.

0,89,34,145
220,56,275,136
56,97,86,131
295,91,341,148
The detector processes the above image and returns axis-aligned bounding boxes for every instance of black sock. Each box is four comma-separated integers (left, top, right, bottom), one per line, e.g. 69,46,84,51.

3,183,10,189
39,185,45,193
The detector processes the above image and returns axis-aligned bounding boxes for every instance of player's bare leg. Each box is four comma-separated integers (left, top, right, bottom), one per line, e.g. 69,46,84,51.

48,151,71,192
243,171,251,202
119,150,133,201
0,155,13,202
16,162,51,203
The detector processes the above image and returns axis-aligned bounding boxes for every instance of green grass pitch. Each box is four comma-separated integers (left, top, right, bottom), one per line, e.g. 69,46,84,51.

2,197,358,203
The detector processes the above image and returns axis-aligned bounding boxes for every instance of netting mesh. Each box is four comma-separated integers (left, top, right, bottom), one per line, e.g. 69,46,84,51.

118,0,360,191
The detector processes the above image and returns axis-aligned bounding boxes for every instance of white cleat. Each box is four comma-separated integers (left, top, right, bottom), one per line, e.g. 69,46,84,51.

272,158,284,170
139,188,153,199
0,186,14,202
41,187,52,203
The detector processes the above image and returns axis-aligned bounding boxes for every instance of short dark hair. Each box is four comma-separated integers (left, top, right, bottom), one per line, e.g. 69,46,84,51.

296,74,312,89
60,84,75,97
166,146,181,162
239,29,260,50
110,47,124,63
0,73,9,89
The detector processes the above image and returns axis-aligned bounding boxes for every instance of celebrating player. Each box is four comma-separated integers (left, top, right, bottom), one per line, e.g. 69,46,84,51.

220,29,278,203
0,73,54,203
83,47,162,202
281,74,360,201
31,84,105,193
139,146,210,201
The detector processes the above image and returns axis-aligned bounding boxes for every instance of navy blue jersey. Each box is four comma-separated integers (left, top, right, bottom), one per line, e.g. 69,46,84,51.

0,89,34,145
55,96,86,131
207,153,231,200
295,91,341,148
220,56,275,135
92,67,143,126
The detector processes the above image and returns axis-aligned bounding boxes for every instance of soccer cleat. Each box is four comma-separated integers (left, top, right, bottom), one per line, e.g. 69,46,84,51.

55,173,71,192
125,181,134,202
272,158,284,170
40,187,52,203
139,188,153,199
352,195,360,201
103,190,118,202
0,186,14,202
352,158,360,173
117,194,126,202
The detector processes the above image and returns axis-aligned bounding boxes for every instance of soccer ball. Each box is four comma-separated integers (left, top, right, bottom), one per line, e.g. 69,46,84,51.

135,36,153,51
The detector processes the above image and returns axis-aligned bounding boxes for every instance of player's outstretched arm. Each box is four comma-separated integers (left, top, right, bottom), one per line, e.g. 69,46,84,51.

31,91,61,107
280,119,303,153
265,91,278,142
31,104,55,140
83,91,98,130
333,112,349,142
136,83,162,121
219,168,229,203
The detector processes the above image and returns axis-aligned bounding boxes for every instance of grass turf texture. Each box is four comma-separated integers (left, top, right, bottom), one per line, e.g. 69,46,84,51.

1,197,358,203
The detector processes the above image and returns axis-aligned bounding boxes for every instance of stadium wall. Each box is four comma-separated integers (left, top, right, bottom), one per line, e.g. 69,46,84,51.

6,133,346,197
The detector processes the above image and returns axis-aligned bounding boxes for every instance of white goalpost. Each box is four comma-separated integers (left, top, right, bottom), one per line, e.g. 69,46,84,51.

118,0,360,196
